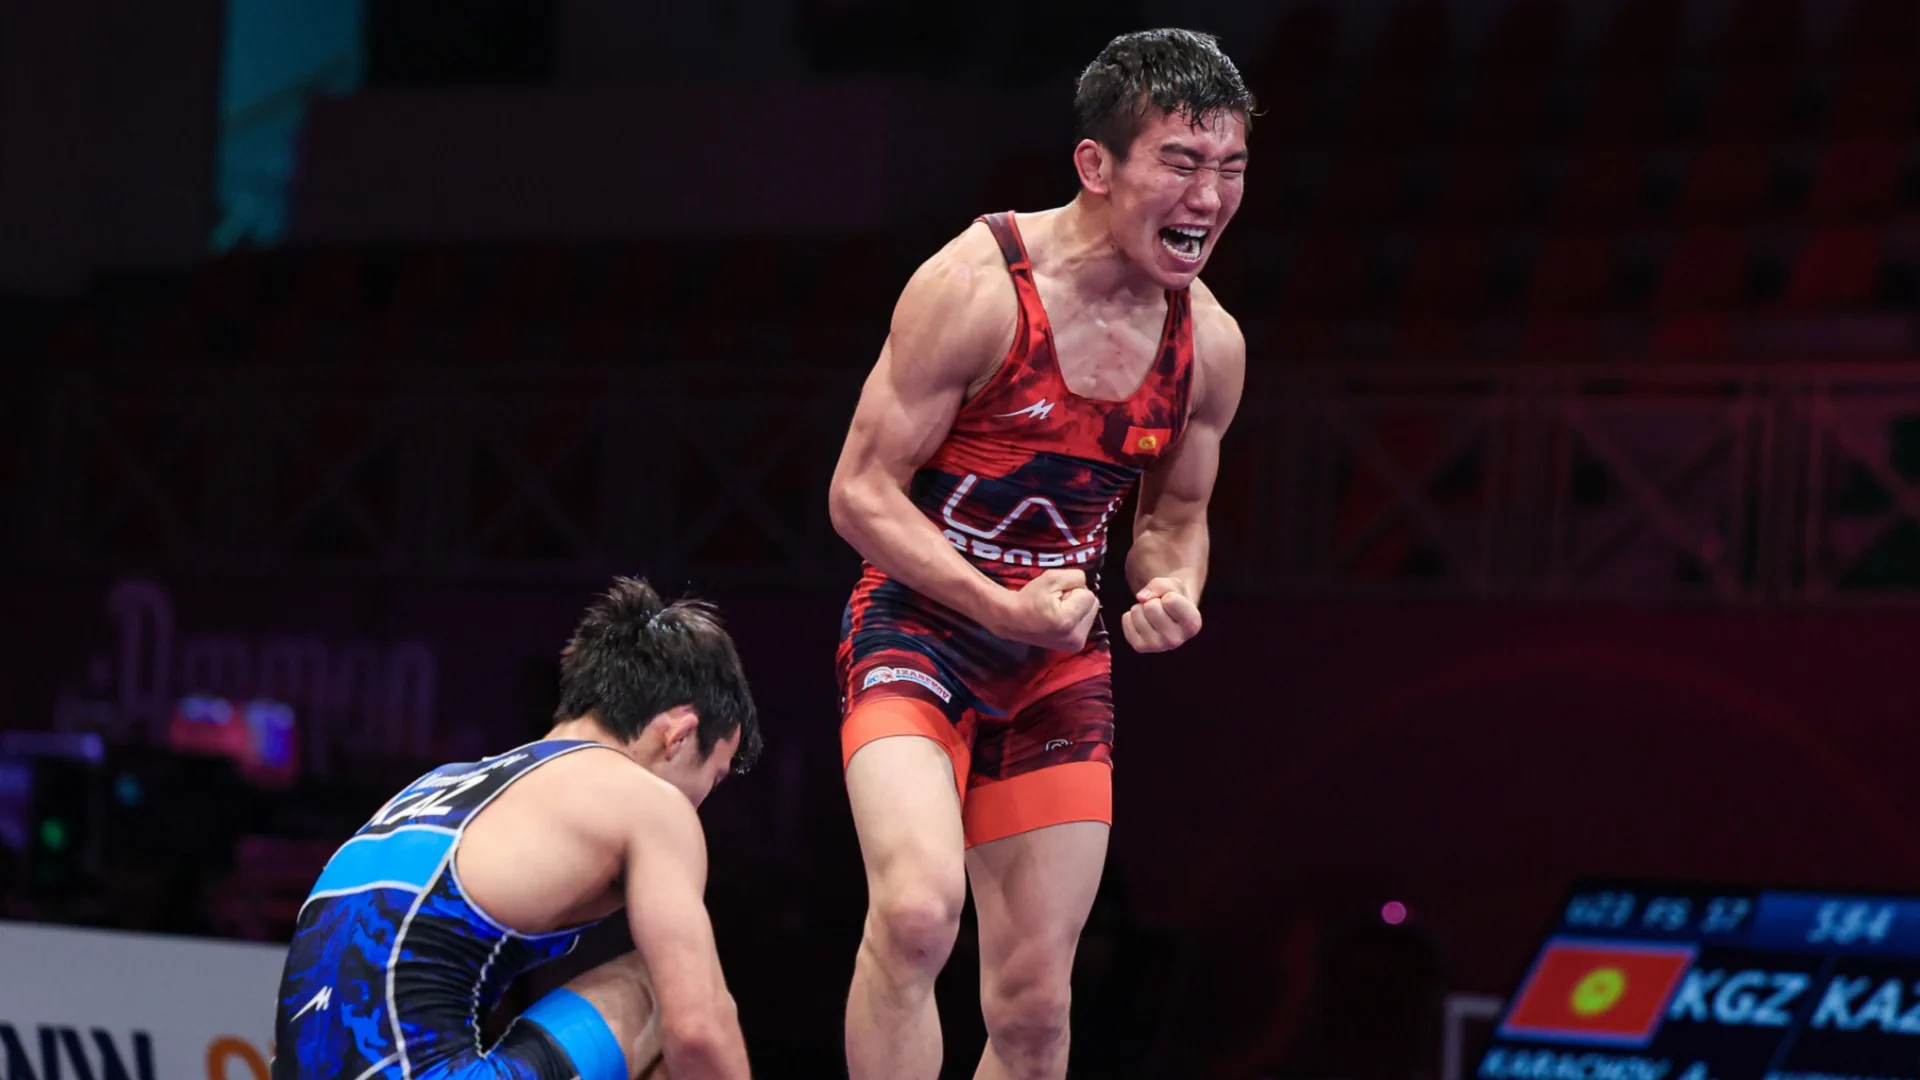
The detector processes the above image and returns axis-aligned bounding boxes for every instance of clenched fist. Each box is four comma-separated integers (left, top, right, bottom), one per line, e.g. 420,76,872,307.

993,568,1100,653
1121,577,1202,653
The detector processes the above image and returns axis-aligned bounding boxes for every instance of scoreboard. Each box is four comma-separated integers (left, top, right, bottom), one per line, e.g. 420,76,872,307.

1478,880,1920,1080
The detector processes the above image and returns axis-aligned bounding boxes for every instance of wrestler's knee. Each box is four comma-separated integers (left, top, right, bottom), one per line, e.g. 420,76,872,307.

534,952,660,1079
980,950,1073,1065
568,952,654,1017
863,870,965,982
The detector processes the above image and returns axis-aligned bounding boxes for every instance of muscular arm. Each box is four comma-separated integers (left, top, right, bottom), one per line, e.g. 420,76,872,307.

623,788,751,1080
827,228,1021,633
1127,301,1247,605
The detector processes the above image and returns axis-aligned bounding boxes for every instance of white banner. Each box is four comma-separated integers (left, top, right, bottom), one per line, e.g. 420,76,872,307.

0,921,287,1080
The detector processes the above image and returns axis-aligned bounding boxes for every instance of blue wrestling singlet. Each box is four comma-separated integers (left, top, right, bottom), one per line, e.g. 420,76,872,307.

272,740,632,1080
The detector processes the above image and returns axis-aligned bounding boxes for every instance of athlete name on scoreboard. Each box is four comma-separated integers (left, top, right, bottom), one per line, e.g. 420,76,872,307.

1668,967,1920,1034
1478,1048,1679,1080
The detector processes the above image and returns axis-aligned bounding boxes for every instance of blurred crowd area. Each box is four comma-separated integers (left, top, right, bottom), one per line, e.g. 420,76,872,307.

8,0,1918,381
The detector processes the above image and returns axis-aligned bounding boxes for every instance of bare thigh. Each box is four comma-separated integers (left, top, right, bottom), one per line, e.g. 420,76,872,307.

967,821,1110,992
846,734,968,910
547,951,663,1079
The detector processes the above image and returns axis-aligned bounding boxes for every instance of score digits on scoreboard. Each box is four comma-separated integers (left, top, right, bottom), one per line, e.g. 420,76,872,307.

1479,881,1920,1080
1806,901,1897,948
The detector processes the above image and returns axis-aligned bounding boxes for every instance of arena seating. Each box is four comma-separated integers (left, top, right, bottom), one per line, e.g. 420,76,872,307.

27,0,1920,373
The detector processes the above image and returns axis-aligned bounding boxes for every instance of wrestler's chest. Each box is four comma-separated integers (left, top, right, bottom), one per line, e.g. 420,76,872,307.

1049,329,1162,403
1033,290,1165,401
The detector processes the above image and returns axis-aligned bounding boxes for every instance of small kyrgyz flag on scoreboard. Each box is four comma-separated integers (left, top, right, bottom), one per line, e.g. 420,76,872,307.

1499,940,1695,1045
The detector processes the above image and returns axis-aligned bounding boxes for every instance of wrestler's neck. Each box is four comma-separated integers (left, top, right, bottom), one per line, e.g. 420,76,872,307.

545,713,660,768
1026,195,1166,310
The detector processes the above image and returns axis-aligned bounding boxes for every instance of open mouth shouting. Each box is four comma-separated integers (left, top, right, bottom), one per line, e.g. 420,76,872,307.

1158,224,1209,266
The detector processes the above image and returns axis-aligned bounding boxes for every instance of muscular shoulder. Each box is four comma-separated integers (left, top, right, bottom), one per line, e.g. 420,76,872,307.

519,747,699,853
889,221,1018,387
1187,277,1247,421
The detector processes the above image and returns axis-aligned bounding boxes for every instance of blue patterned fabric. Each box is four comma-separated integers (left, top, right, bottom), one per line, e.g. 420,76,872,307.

272,740,623,1080
520,989,629,1080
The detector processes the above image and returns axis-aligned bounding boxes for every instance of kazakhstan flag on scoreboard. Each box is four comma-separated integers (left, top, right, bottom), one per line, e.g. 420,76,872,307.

1499,939,1696,1046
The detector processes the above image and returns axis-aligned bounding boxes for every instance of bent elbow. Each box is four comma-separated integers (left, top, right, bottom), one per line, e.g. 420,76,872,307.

827,476,868,543
660,997,738,1066
662,1021,719,1063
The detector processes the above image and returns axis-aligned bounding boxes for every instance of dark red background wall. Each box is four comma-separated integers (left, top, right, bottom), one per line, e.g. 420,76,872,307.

9,578,1920,1003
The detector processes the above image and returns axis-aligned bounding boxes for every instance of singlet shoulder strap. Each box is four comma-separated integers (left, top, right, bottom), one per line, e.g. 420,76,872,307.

1162,287,1193,373
975,211,1032,273
1160,287,1198,438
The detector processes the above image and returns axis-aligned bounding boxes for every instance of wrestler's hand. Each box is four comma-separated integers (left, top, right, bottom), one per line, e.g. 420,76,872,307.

995,569,1100,653
1122,577,1203,653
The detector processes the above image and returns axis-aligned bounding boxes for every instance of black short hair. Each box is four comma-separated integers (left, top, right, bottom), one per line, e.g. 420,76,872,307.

1073,28,1256,161
555,577,762,773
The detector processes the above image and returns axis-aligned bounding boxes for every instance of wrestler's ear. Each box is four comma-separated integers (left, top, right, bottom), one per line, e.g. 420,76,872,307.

655,705,700,758
1074,138,1112,197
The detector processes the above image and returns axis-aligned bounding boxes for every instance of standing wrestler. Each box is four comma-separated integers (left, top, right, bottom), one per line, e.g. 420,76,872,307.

826,28,1253,1080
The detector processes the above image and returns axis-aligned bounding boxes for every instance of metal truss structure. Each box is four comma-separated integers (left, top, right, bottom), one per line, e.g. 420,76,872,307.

14,359,1920,605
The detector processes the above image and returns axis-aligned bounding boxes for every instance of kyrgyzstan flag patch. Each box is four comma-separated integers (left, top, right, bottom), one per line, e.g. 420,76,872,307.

1498,939,1695,1046
1123,426,1171,458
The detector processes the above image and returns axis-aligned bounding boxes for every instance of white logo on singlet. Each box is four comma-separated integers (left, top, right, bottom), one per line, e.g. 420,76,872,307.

995,398,1057,421
938,473,1118,567
861,667,952,703
290,986,333,1021
942,473,1081,545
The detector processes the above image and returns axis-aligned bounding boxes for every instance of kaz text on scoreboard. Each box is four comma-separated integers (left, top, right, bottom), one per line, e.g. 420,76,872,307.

1479,879,1920,1080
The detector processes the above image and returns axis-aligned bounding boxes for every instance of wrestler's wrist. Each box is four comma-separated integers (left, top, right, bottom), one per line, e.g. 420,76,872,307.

1130,563,1197,600
972,581,1023,639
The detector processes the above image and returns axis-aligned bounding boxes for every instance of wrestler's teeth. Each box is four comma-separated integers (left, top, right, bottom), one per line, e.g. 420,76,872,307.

1160,226,1207,259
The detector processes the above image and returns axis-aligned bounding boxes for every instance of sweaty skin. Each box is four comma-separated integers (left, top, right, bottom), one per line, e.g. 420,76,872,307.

828,113,1247,655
